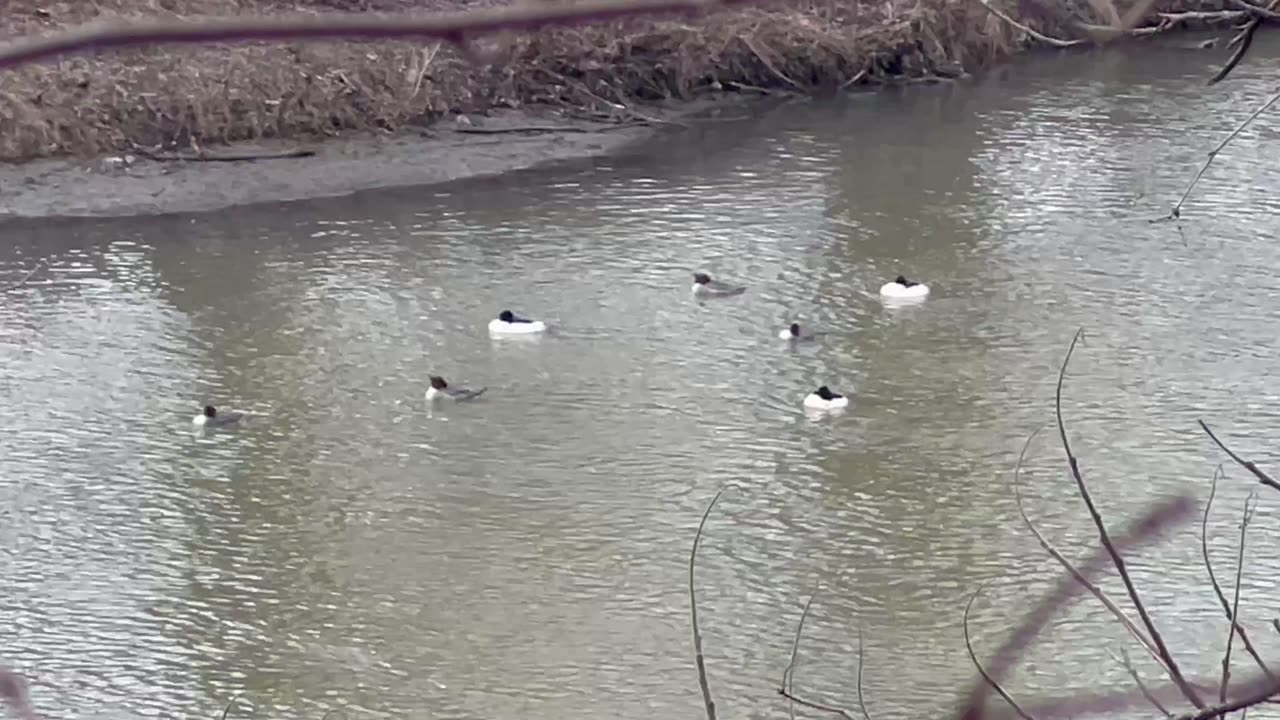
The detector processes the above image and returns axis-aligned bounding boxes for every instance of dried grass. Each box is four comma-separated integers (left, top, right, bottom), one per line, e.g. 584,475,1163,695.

0,0,1227,162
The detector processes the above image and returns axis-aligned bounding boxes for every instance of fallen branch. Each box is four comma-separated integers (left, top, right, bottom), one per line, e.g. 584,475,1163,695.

1199,420,1280,494
1011,425,1167,673
690,488,725,720
134,148,316,162
1220,493,1258,701
1,259,47,292
964,585,1037,720
777,589,861,720
1053,328,1204,709
452,124,647,134
971,0,1083,47
0,0,752,71
1004,670,1280,720
1208,0,1280,85
1109,647,1172,717
1201,467,1273,679
1155,88,1280,221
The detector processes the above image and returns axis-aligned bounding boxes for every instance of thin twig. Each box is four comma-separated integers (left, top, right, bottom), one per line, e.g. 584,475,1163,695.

1221,493,1258,702
994,669,1280,720
1053,328,1204,709
776,589,858,720
2,259,47,292
1109,647,1172,717
1208,0,1280,85
782,589,820,720
1156,89,1280,220
971,0,1083,47
856,628,871,720
690,488,724,720
220,693,245,720
1199,420,1280,494
1202,467,1273,680
956,493,1198,720
0,0,752,71
964,585,1037,720
1226,0,1280,20
1012,424,1167,673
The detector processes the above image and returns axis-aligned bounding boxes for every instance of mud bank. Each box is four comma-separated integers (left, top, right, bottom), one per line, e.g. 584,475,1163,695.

0,102,739,219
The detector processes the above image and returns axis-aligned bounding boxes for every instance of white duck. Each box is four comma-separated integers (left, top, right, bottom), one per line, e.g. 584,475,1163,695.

879,274,930,300
488,309,547,335
803,386,850,410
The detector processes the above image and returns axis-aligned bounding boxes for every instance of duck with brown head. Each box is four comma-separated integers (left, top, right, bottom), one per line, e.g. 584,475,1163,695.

425,375,488,402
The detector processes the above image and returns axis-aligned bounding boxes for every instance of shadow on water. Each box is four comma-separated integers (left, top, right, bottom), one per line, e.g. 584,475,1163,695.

4,33,1280,720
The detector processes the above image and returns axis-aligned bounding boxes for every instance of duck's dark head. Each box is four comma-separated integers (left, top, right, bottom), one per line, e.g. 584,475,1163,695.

895,275,908,285
498,310,514,322
693,272,711,285
429,375,448,389
816,386,839,400
789,323,801,336
204,405,217,418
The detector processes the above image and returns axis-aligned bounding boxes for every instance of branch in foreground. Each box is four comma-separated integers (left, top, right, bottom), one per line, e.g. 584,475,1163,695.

0,0,750,71
776,589,863,720
1199,420,1280,494
956,491,1198,720
0,668,36,720
1219,492,1257,701
1155,86,1280,221
964,585,1037,720
1109,647,1172,717
1052,328,1203,709
1011,425,1168,673
690,488,725,720
1201,467,1272,680
998,669,1280,720
1207,0,1280,85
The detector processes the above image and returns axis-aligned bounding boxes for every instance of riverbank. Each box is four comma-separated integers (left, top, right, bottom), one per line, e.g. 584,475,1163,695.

0,0,1254,218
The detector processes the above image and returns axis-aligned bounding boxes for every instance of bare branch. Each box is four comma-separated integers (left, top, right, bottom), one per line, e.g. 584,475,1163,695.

220,693,245,720
956,492,1198,720
1221,493,1258,701
1109,647,1172,717
856,629,871,720
1012,424,1166,672
1199,420,1280,495
1154,89,1280,221
997,670,1280,720
1207,0,1279,85
964,585,1038,720
1202,467,1272,680
690,488,725,720
0,0,752,71
1226,0,1280,20
1054,328,1204,709
2,259,47,293
782,589,820,720
776,588,860,720
970,0,1082,47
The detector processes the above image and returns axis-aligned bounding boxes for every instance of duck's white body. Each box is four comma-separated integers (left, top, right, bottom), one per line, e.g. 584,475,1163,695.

779,328,795,339
803,390,849,410
192,408,246,427
488,318,547,335
879,280,930,299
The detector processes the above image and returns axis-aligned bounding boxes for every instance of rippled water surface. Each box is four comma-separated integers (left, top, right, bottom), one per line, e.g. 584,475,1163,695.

5,35,1280,720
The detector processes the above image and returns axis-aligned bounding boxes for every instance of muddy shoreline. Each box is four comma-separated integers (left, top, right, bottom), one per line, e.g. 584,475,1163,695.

0,101,749,220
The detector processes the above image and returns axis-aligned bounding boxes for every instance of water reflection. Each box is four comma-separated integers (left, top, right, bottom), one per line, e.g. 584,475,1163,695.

4,36,1280,720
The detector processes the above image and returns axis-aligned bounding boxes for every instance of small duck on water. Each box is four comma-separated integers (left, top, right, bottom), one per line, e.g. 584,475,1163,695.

879,274,930,300
692,272,746,298
488,309,547,335
779,323,825,341
426,375,487,402
192,405,246,427
803,386,849,410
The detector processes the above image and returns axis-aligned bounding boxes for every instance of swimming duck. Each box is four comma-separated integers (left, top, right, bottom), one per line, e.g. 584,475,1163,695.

192,405,246,427
692,272,746,297
425,375,487,402
488,309,547,335
779,323,825,341
879,275,930,300
803,386,849,410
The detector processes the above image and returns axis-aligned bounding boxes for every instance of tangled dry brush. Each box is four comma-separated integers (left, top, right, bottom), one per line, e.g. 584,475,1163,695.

0,0,1252,161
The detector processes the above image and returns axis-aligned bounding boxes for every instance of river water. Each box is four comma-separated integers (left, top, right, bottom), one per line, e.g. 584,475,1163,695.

4,32,1280,720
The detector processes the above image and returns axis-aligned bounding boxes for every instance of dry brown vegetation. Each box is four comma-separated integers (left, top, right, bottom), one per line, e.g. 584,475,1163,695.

0,0,1256,162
